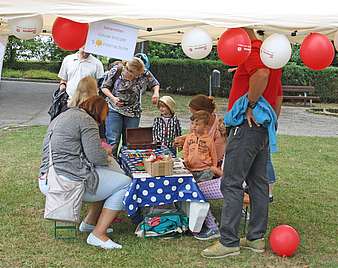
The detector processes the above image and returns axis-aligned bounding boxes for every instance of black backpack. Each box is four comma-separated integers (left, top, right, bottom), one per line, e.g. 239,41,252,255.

98,64,123,97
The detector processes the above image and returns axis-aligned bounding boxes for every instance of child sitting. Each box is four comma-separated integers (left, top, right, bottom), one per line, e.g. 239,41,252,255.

152,96,182,156
183,110,222,240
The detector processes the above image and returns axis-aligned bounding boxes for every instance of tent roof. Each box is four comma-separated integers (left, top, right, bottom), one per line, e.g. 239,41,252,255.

1,0,338,44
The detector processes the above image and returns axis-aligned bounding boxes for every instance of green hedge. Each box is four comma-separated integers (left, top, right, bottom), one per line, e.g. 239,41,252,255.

3,69,59,80
151,59,338,102
282,64,338,103
4,61,61,73
151,59,233,97
3,59,338,102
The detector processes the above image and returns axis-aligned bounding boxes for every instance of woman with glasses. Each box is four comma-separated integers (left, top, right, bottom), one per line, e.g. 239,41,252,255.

101,57,160,157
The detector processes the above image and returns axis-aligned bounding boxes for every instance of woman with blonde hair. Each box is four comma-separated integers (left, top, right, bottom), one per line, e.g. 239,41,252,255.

49,76,99,121
101,57,160,157
68,76,98,107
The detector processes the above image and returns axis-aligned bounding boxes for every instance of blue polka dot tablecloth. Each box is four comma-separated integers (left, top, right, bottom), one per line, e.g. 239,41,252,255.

119,147,206,216
123,175,206,216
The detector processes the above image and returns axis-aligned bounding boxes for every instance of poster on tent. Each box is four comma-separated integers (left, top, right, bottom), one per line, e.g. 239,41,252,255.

0,35,8,81
84,20,138,60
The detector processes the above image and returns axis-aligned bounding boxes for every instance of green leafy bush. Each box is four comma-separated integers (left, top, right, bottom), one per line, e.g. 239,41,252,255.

2,69,23,78
151,59,338,102
3,69,59,80
3,58,338,102
283,64,338,102
4,61,61,73
151,59,233,97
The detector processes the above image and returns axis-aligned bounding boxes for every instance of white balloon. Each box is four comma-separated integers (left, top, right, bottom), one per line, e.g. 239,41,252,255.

334,31,338,52
260,33,292,69
9,15,43,40
181,28,212,59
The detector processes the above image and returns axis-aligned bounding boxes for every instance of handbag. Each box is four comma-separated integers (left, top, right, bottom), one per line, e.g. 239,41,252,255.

48,86,69,121
44,119,85,223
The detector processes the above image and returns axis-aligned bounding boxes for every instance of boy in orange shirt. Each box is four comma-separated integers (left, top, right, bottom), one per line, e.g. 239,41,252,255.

183,110,222,240
184,110,222,181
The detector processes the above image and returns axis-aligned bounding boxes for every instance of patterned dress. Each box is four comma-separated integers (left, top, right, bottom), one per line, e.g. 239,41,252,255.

102,65,159,118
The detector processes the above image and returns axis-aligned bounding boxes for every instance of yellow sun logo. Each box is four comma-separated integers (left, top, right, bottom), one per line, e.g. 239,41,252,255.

95,39,103,47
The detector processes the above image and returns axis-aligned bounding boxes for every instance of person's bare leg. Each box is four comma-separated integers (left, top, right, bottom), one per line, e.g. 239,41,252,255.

83,201,103,225
92,208,120,241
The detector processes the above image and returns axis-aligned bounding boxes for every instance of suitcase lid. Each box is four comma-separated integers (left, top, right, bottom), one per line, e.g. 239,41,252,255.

126,127,153,145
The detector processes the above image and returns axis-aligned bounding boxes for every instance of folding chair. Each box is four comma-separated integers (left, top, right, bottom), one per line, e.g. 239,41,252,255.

53,221,78,240
196,178,250,235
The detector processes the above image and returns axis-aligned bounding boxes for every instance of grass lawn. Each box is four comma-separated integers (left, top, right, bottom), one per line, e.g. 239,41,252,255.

0,126,337,268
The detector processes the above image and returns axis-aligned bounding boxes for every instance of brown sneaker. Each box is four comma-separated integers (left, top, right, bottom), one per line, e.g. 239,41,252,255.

240,238,265,253
201,241,240,259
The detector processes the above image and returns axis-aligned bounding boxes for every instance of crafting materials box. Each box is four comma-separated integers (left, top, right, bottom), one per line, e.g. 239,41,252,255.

143,157,174,176
126,127,157,149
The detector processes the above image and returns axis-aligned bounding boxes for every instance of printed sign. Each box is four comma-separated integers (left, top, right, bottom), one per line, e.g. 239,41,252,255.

84,20,138,60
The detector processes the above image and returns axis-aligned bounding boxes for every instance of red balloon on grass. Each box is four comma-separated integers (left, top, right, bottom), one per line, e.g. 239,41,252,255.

52,17,89,51
217,28,252,66
269,225,300,257
300,33,335,70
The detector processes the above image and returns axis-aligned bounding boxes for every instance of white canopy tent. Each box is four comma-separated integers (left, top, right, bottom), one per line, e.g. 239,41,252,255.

0,0,338,44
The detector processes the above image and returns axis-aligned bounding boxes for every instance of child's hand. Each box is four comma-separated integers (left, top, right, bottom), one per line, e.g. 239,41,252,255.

174,136,185,149
210,166,223,177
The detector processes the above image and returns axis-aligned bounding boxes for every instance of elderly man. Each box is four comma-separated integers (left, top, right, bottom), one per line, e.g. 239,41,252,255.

58,46,104,98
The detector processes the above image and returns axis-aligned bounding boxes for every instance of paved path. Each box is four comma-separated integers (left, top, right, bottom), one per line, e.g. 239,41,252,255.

1,80,338,137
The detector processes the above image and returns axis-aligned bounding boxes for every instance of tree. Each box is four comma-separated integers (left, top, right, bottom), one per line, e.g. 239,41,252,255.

41,36,72,61
4,35,72,65
147,41,219,60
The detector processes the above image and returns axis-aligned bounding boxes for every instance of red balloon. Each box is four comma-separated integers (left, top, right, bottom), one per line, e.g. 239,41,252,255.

300,33,335,70
52,17,89,51
217,28,252,66
269,225,300,257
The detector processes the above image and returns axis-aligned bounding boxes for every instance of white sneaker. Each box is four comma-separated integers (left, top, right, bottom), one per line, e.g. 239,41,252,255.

79,221,113,234
87,233,122,249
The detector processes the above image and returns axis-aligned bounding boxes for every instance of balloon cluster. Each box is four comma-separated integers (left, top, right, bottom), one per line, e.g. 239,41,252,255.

215,28,336,70
7,15,89,51
7,16,338,66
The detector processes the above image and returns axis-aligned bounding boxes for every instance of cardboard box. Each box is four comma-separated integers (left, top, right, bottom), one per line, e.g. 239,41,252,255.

143,157,174,176
126,127,157,149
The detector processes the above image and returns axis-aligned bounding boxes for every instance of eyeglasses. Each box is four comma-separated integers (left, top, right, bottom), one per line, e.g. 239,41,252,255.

125,66,138,77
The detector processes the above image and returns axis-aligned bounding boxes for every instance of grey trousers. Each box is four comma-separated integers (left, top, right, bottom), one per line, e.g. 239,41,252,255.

220,121,269,247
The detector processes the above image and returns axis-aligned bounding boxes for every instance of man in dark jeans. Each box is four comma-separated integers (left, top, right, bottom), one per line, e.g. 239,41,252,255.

202,28,282,258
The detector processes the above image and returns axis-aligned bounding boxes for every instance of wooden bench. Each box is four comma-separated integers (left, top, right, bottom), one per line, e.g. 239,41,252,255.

282,85,320,106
